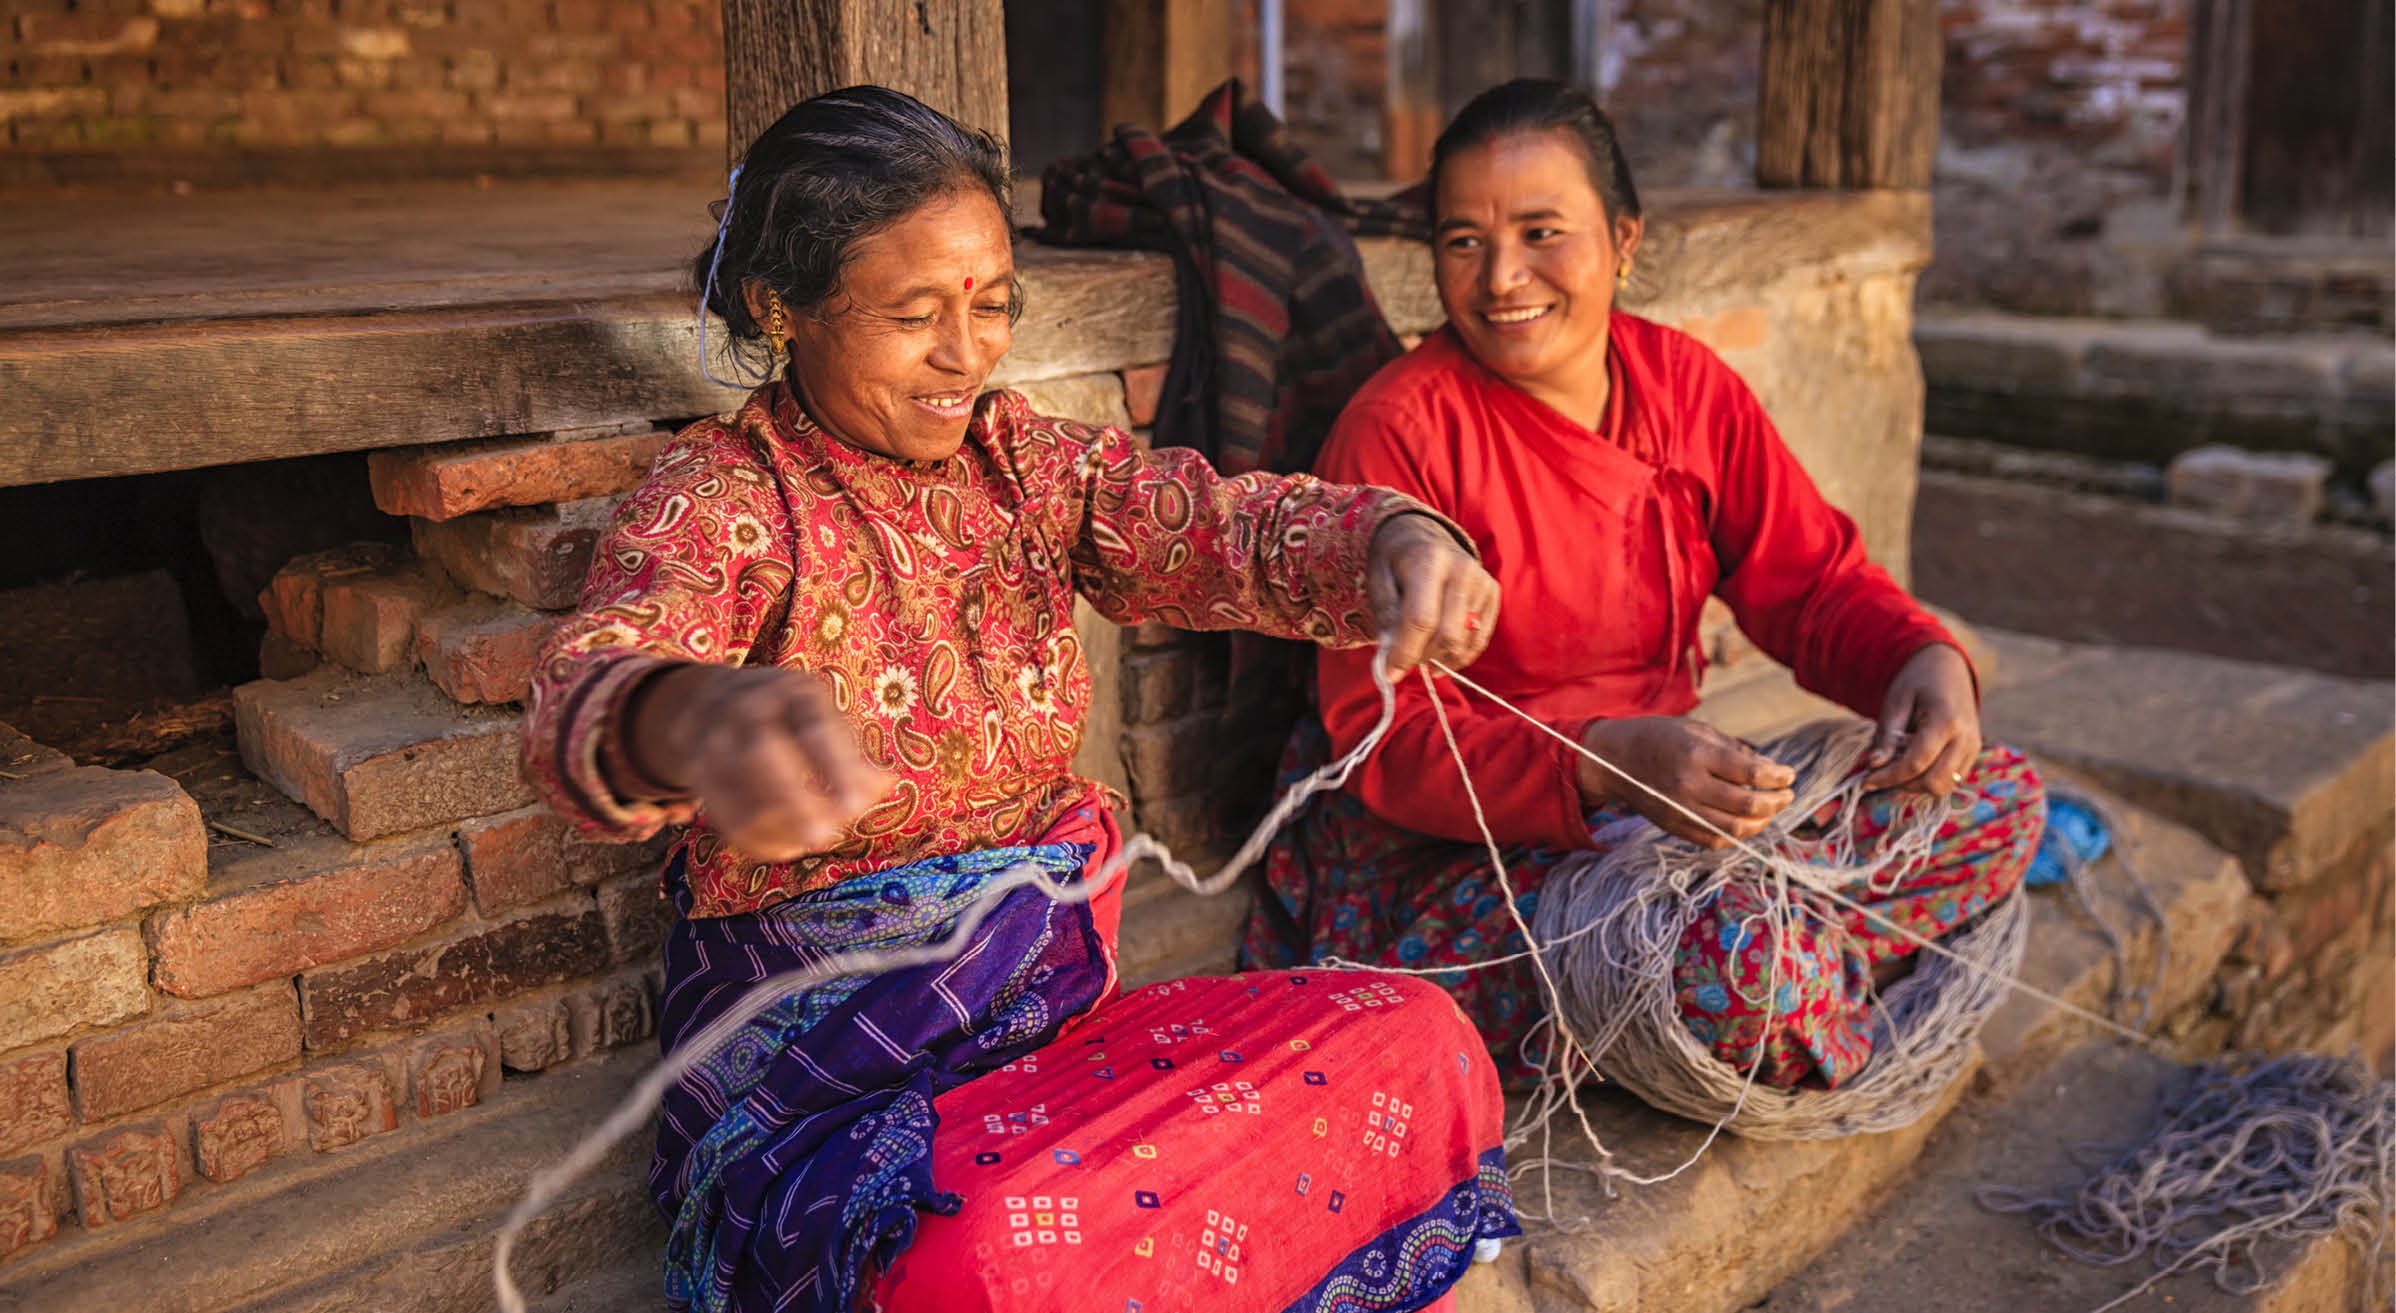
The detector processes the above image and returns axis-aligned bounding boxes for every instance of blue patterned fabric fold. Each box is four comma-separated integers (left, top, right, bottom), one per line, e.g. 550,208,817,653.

652,838,1110,1313
1287,1147,1521,1313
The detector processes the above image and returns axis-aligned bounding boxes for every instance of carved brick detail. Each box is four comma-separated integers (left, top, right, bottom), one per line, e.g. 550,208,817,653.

69,1126,180,1227
495,999,572,1073
595,977,652,1050
193,1093,284,1184
0,1157,54,1257
412,1040,486,1119
303,1063,397,1152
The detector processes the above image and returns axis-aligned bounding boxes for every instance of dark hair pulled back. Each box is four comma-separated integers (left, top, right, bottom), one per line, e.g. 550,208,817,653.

694,85,1013,347
1429,78,1641,225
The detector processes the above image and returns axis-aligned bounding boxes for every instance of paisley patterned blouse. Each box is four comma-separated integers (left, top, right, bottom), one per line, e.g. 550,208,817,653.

521,381,1430,919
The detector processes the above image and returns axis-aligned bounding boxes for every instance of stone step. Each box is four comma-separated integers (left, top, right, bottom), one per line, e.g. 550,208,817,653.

1916,311,2390,474
1452,1069,1972,1313
1979,629,2393,894
1764,763,2378,1311
1114,861,1249,988
1451,771,2250,1313
1759,1040,2376,1313
0,1049,657,1313
522,1249,669,1313
1975,765,2255,1083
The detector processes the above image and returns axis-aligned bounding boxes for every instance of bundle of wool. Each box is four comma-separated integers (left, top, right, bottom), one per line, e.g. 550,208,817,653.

1529,718,2028,1140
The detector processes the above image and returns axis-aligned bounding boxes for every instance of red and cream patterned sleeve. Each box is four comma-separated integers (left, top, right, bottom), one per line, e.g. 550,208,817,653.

1053,415,1460,648
520,421,802,841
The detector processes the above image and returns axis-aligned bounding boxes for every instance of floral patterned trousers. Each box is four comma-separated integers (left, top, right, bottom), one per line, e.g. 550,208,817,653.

1244,722,2046,1091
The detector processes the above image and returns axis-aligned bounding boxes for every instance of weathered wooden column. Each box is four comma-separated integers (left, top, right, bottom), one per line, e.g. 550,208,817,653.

1383,0,1578,181
1098,0,1238,132
719,0,1009,159
1754,0,1940,188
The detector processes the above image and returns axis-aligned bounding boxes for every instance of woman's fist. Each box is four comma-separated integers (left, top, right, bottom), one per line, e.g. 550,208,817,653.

622,664,895,861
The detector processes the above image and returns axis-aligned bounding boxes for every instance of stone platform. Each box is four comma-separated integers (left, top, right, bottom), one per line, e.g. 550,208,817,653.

7,627,2380,1313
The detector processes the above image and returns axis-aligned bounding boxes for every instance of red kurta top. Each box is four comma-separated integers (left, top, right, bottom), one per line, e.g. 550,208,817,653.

523,382,1425,919
1315,315,1960,852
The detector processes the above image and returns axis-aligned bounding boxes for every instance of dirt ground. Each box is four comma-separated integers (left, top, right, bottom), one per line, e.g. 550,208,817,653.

1909,472,2395,684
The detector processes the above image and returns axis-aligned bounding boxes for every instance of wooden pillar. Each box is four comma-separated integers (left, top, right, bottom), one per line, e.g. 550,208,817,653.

719,0,1009,162
1755,0,1940,189
1384,0,1439,180
1098,0,1238,133
1385,0,1577,182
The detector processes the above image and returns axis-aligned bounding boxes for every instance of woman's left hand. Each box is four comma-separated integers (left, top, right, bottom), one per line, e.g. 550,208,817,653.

1863,643,1981,797
1366,513,1501,676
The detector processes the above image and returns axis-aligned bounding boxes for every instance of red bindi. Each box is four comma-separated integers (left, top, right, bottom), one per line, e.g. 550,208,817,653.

963,276,974,291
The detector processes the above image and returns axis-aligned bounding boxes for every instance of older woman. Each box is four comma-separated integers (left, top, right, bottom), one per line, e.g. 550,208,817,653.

1244,80,2048,1093
522,87,1518,1313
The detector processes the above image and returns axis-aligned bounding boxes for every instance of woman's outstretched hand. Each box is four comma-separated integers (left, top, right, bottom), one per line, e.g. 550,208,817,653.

1864,643,1981,797
1367,513,1501,676
622,664,896,861
1575,717,1796,850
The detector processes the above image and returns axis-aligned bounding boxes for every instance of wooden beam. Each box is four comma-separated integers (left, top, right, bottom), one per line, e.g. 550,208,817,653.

718,0,1009,162
1098,0,1237,133
1757,0,1939,189
0,246,1183,489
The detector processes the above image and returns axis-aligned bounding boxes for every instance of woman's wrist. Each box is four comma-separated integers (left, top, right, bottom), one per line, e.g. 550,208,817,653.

1571,718,1621,809
611,663,707,799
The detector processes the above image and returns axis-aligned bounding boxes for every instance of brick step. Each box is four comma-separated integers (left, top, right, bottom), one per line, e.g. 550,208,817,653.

1759,1040,2376,1313
234,667,532,841
1452,774,2249,1313
0,1049,658,1313
1979,629,2393,897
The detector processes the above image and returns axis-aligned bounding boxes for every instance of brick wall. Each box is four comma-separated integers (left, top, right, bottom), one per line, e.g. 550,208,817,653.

1275,0,2193,315
0,355,1214,1260
0,0,725,156
0,422,688,1258
1926,0,2193,313
1280,0,1385,181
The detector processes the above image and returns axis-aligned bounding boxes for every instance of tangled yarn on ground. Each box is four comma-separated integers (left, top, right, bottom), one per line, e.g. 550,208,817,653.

1980,1051,2396,1311
1530,717,2028,1141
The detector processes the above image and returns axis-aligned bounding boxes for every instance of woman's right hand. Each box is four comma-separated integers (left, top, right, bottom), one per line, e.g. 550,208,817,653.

624,664,895,861
1574,716,1795,850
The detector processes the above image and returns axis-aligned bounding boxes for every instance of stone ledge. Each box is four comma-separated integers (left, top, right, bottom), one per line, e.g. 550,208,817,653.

1455,1067,1970,1313
0,1047,657,1313
1918,310,2394,473
1973,768,2253,1083
1978,629,2393,893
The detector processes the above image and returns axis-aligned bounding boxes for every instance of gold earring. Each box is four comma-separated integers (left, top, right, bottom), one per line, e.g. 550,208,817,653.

765,301,788,342
1616,264,1632,288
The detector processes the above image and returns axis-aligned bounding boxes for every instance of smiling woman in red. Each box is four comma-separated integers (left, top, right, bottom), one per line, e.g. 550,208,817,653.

1244,80,2048,1092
